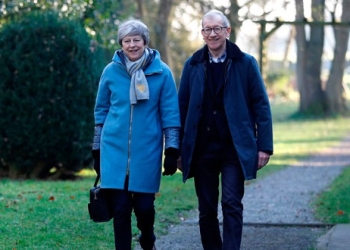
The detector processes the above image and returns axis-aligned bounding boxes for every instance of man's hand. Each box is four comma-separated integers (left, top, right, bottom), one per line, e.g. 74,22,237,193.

257,151,270,170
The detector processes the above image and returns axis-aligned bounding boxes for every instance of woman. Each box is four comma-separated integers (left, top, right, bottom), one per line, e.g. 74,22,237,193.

92,19,180,250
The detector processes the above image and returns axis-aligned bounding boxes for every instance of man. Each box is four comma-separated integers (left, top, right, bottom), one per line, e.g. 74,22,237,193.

178,10,273,250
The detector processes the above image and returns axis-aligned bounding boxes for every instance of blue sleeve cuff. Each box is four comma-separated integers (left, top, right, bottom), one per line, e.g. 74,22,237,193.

164,127,180,149
92,125,102,150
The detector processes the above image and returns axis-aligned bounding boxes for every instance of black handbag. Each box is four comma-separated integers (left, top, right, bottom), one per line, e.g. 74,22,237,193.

88,175,113,223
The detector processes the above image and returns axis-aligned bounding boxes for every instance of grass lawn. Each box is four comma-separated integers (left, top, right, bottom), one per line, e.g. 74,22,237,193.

313,166,350,224
1,100,350,249
256,101,350,179
0,171,197,249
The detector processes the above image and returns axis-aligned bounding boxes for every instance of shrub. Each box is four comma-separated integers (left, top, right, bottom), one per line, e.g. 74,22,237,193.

265,69,296,100
0,11,103,179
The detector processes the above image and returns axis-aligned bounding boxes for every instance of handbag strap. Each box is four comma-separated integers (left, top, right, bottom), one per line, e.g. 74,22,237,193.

93,174,100,187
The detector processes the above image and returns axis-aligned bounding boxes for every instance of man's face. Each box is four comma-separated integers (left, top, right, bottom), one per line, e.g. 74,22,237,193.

201,15,231,54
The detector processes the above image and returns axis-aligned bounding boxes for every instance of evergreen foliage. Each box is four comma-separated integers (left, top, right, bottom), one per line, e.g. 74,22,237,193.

0,11,103,179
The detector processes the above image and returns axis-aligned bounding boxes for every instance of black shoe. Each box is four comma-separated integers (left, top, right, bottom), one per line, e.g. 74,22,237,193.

141,245,156,250
138,234,156,250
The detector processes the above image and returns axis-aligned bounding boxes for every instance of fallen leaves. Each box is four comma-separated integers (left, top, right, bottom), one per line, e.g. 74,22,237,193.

336,210,345,216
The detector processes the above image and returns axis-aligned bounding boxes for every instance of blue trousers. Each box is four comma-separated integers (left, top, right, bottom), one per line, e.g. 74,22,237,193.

105,177,156,250
193,141,245,250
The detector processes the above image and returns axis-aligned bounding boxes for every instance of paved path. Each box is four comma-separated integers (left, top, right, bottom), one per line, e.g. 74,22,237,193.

242,134,350,224
136,134,350,250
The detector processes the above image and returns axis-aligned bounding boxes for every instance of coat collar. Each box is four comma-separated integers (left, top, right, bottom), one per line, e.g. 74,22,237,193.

112,48,162,75
190,39,244,65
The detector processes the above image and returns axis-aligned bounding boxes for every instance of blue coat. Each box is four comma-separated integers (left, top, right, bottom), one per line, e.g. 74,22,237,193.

94,49,180,193
178,40,273,182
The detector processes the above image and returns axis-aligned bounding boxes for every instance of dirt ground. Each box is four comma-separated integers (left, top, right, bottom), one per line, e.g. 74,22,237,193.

136,222,330,250
134,135,350,250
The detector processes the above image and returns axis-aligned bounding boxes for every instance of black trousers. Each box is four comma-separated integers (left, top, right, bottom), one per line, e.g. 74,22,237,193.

193,141,245,250
105,177,156,250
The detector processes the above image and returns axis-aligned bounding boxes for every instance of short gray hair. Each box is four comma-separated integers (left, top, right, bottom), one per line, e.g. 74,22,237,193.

202,10,230,28
117,19,150,46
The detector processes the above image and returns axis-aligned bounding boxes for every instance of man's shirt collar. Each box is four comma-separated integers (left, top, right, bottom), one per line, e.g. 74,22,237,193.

208,51,227,63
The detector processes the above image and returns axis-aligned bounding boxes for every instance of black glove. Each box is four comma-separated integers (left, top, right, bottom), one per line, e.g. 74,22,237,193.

163,148,179,176
92,149,100,175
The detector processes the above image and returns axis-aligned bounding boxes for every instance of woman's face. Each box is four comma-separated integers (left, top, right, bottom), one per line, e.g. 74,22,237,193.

121,35,146,61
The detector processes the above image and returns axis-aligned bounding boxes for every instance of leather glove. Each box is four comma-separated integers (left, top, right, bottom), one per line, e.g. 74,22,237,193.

92,149,100,175
163,147,179,176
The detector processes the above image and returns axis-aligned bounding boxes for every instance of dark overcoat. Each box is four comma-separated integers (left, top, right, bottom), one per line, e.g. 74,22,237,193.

178,40,273,182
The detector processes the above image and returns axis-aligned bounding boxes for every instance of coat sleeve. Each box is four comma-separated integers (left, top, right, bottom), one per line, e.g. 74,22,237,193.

247,57,273,154
94,66,112,125
178,58,192,142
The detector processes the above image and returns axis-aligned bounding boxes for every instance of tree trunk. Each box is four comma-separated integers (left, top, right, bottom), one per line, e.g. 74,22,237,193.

135,0,144,20
295,0,307,108
325,0,350,114
295,0,327,114
228,0,241,42
135,0,174,67
153,0,174,67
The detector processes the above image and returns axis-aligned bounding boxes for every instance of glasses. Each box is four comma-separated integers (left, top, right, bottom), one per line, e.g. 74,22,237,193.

201,26,227,35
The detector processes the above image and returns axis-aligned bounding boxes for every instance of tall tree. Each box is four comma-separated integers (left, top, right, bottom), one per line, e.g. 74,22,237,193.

295,0,327,114
325,0,350,114
295,0,349,115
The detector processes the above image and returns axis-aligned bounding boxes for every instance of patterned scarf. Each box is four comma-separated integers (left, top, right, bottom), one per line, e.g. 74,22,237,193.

122,48,154,105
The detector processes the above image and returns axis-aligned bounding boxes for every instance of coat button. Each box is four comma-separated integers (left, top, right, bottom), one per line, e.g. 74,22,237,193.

213,110,217,114
207,127,210,131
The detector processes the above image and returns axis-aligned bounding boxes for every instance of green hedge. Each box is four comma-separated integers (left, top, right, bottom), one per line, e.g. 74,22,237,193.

0,11,103,179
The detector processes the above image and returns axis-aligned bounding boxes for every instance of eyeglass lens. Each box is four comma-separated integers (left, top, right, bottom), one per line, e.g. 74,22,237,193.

202,27,226,35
